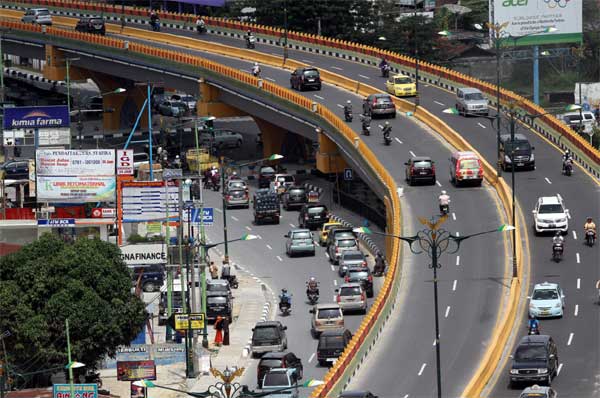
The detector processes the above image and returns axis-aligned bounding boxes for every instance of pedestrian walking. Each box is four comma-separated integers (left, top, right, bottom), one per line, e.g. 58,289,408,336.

214,316,224,346
209,261,219,279
222,317,230,346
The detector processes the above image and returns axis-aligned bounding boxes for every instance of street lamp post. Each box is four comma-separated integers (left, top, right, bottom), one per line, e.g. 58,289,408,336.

283,0,288,62
355,218,515,398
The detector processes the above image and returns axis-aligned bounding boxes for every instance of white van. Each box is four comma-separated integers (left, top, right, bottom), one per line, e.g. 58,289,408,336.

560,111,596,134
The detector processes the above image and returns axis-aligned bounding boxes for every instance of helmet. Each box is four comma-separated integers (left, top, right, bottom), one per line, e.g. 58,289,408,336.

309,277,316,282
232,171,238,176
347,100,351,104
281,288,287,293
175,155,180,159
587,216,593,221
385,121,389,126
529,313,536,320
254,62,258,66
441,190,447,195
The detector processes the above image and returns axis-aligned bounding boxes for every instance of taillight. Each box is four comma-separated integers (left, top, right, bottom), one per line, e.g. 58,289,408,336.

226,195,231,200
360,293,366,301
455,163,461,178
336,294,341,303
478,165,484,176
368,275,373,282
410,166,415,175
432,165,436,173
372,99,377,105
305,215,309,220
362,261,367,267
344,276,349,282
336,247,340,253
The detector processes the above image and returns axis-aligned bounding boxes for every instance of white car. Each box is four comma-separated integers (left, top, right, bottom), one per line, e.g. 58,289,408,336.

529,282,565,318
170,94,197,113
532,195,569,235
21,8,52,25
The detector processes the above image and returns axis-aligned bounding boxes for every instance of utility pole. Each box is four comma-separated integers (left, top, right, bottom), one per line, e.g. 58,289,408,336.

65,319,75,398
220,157,229,265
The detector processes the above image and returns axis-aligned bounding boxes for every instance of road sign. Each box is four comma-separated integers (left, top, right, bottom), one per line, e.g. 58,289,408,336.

53,383,98,398
37,218,75,227
191,207,214,225
343,168,353,181
169,313,205,331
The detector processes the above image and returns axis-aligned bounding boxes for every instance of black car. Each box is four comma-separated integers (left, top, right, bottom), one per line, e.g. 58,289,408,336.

207,279,232,298
345,267,374,298
206,292,233,322
509,335,558,388
338,392,378,398
251,321,288,357
1,159,29,180
130,264,164,293
257,352,303,387
404,156,436,185
75,16,106,35
290,67,321,91
499,133,535,171
316,329,352,366
298,204,328,230
258,166,276,189
282,186,307,210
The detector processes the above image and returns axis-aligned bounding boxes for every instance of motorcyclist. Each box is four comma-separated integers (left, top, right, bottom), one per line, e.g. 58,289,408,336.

174,155,182,168
378,58,390,76
244,29,255,46
252,62,261,77
553,231,564,245
382,121,392,138
374,252,386,275
306,277,319,296
150,11,159,31
562,149,573,173
528,314,540,334
361,113,371,135
344,100,352,119
584,217,596,234
196,16,206,33
279,288,292,306
438,190,450,214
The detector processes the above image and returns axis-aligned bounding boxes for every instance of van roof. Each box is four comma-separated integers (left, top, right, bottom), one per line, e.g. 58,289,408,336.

459,87,482,94
500,133,528,141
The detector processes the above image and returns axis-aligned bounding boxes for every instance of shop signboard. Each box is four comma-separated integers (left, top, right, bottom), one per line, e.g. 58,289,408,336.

116,360,157,382
52,383,98,398
117,149,134,175
37,176,116,202
36,149,115,176
121,181,179,222
3,105,69,130
120,243,168,265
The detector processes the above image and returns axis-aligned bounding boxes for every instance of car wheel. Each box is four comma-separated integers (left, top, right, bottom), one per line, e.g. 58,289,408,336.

311,328,317,339
311,250,315,256
251,351,259,359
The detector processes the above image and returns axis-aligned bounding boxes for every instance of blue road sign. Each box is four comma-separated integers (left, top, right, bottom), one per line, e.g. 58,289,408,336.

37,219,75,227
191,207,214,225
343,168,353,181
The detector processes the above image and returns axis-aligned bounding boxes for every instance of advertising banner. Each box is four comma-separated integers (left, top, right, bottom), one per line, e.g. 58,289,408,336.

190,207,214,225
117,360,157,381
52,383,98,398
37,176,116,202
121,181,179,222
37,219,75,227
36,149,115,176
492,0,582,46
3,105,70,130
120,243,168,265
117,149,135,176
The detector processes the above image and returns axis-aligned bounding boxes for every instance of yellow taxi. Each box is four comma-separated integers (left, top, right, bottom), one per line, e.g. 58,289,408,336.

385,74,417,97
319,221,343,246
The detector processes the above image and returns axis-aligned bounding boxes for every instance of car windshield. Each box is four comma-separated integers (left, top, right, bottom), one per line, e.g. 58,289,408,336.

376,96,392,103
337,239,356,247
289,188,305,195
325,224,341,232
532,289,558,300
317,308,341,319
322,335,346,349
208,297,227,304
459,159,479,169
263,372,290,387
254,327,279,340
514,345,547,361
181,96,195,101
261,167,276,175
90,18,103,23
259,359,282,368
349,271,369,279
465,92,484,100
340,287,362,296
292,231,311,239
308,206,326,214
505,141,531,152
229,182,245,188
395,77,412,84
413,160,432,168
303,70,319,77
538,204,563,214
38,9,50,15
207,283,228,291
343,253,363,261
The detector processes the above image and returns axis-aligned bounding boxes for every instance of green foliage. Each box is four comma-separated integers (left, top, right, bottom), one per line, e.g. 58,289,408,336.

127,233,165,243
0,234,147,387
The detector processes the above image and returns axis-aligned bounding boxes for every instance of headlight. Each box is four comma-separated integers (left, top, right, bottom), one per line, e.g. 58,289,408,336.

557,218,567,223
510,369,519,375
537,368,548,374
530,153,535,161
554,302,561,308
529,303,537,309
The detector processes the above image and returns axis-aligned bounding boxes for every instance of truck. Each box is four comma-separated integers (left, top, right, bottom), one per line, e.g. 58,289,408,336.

253,188,280,225
185,148,219,173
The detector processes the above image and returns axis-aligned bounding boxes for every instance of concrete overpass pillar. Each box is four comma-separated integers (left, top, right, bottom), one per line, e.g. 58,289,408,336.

315,132,347,174
100,84,147,131
197,81,248,117
254,118,285,159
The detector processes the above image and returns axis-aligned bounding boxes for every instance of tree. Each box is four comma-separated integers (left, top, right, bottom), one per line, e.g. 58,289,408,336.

0,234,147,387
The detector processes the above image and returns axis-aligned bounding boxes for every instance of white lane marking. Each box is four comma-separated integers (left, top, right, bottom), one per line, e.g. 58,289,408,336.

257,235,262,240
576,253,580,264
574,304,579,317
308,353,315,363
403,395,409,398
557,363,563,375
567,332,574,346
395,137,403,144
477,122,486,129
456,256,460,266
331,265,335,271
436,180,442,187
444,306,451,318
325,252,330,259
544,177,552,184
452,212,456,221
314,94,325,100
433,339,436,346
214,208,222,213
265,77,276,82
266,244,273,250
434,100,445,106
333,279,338,286
572,230,577,240
231,215,239,221
456,232,460,237
409,150,416,157
290,223,296,228
452,280,457,291
336,104,345,108
276,255,283,262
333,295,337,302
270,52,280,56
331,66,343,71
577,278,581,289
301,59,314,64
245,226,252,231
417,363,427,376
358,74,371,80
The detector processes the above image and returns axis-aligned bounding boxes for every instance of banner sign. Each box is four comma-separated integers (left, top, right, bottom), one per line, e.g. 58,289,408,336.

492,0,582,46
91,208,116,218
38,218,75,227
117,360,157,381
117,149,134,176
53,383,98,398
121,181,179,222
171,313,205,330
36,149,116,176
37,176,116,202
190,207,214,225
120,243,167,265
3,105,70,130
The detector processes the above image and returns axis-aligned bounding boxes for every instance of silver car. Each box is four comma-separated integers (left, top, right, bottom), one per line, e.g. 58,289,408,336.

336,283,367,314
225,188,249,209
201,129,243,149
21,8,52,25
338,250,368,277
158,100,188,117
328,237,359,265
285,229,315,257
456,87,489,116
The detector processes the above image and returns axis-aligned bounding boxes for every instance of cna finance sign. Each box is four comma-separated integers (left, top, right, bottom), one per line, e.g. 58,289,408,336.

492,0,582,46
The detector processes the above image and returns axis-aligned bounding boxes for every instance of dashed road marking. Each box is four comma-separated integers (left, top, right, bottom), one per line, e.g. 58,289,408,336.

301,59,314,64
215,208,222,213
434,100,445,106
290,223,296,228
573,230,577,240
544,177,552,184
314,94,325,100
266,244,273,250
451,212,456,221
245,226,252,231
403,395,409,398
574,304,579,317
257,235,262,240
477,122,486,129
325,252,330,259
432,339,436,346
418,363,427,376
576,252,580,264
331,265,335,271
395,137,403,144
333,294,337,302
358,74,371,80
452,280,457,291
333,279,338,286
276,256,283,262
436,180,442,187
231,215,239,221
265,77,276,82
557,363,563,375
567,332,574,346
456,256,460,266
331,66,343,71
308,353,315,363
577,278,581,289
409,150,416,157
336,104,345,108
444,306,451,318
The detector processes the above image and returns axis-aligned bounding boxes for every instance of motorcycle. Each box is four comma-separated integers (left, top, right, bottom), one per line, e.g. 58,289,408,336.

246,35,256,49
373,261,385,277
380,64,390,78
528,325,540,335
382,129,392,146
361,115,371,136
150,19,160,32
196,24,206,34
252,67,261,78
552,241,563,262
222,274,239,289
563,159,573,176
440,203,450,216
307,290,319,305
585,229,596,247
279,298,291,315
344,107,353,122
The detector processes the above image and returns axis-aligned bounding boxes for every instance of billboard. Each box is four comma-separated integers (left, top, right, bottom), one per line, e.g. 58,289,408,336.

36,149,115,176
37,176,116,202
117,360,157,381
121,181,179,222
492,0,582,46
120,243,168,265
52,383,98,398
3,105,70,130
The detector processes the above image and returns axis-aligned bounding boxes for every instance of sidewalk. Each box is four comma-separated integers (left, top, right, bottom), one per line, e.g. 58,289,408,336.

98,269,271,397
